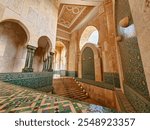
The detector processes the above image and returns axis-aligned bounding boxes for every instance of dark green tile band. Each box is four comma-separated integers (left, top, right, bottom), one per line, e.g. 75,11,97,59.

66,71,78,77
0,72,53,91
75,78,114,90
103,72,120,88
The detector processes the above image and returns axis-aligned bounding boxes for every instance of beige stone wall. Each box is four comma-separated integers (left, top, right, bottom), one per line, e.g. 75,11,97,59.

128,0,150,94
0,21,27,72
32,47,44,72
0,0,58,49
0,0,58,72
68,31,79,72
79,81,117,109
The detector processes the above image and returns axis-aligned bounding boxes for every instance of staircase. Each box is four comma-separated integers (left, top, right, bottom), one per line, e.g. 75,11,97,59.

53,77,89,101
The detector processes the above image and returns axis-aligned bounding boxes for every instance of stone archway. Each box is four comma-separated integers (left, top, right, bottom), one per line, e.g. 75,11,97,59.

54,41,67,76
78,43,102,81
82,47,95,80
33,36,52,72
79,26,99,50
0,20,29,72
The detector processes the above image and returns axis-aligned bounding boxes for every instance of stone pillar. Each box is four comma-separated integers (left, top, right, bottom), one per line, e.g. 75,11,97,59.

22,45,36,72
45,58,49,70
49,52,54,71
43,59,46,71
47,55,51,71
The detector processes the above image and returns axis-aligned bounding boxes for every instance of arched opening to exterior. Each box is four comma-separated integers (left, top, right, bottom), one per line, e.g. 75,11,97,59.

0,20,28,72
82,47,95,80
33,36,51,72
80,26,99,50
54,41,67,76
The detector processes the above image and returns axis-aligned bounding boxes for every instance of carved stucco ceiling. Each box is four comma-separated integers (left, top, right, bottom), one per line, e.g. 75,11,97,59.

58,5,86,28
58,4,94,31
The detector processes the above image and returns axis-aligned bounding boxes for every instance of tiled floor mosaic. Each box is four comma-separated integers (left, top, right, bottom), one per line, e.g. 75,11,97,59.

0,81,115,113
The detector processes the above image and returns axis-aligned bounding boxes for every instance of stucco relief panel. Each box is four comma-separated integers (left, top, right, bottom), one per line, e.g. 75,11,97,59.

7,0,24,15
27,7,38,27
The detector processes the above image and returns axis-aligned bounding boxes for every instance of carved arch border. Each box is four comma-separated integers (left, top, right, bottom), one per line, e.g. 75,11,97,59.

78,43,102,81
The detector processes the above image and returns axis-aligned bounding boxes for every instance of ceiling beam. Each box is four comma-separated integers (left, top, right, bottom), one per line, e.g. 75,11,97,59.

60,0,104,6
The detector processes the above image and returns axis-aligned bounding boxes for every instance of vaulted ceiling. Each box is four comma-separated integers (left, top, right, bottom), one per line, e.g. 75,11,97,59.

57,0,105,33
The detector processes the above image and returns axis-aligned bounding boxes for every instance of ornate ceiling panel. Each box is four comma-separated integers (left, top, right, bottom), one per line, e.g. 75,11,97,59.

58,5,86,28
58,4,94,32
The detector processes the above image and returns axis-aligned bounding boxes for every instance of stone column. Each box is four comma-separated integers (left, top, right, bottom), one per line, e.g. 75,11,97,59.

45,58,48,71
47,55,51,71
22,45,36,72
43,59,46,71
49,52,54,71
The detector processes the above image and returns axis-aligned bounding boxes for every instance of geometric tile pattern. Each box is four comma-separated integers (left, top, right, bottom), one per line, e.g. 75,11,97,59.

0,72,53,90
124,84,150,113
103,72,120,88
115,0,150,112
0,81,115,113
119,37,149,96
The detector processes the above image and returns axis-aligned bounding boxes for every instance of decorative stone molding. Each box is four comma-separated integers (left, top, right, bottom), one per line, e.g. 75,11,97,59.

119,16,129,27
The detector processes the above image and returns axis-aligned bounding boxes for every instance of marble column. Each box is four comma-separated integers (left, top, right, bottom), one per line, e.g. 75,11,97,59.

49,52,54,71
45,59,48,71
47,55,51,71
43,59,46,71
22,45,36,72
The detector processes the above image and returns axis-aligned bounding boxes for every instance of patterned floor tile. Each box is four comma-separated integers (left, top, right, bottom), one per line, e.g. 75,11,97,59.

0,81,115,113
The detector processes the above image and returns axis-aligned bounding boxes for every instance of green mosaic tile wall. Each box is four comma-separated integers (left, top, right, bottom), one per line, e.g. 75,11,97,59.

103,72,120,88
66,71,78,77
60,70,67,76
54,70,67,76
75,78,114,90
119,37,149,96
115,0,150,112
54,71,60,74
124,84,150,112
0,72,53,90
